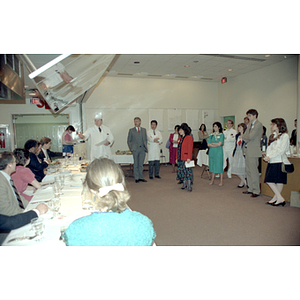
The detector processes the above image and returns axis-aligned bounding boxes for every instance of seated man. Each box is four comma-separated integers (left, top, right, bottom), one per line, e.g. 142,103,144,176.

0,203,48,245
0,152,27,216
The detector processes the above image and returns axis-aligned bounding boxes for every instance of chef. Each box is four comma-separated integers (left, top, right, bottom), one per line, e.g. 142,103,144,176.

78,112,114,161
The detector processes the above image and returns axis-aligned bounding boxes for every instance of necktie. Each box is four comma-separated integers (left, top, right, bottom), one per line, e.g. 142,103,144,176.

153,130,156,135
98,127,101,133
138,128,140,133
249,123,253,132
10,179,25,209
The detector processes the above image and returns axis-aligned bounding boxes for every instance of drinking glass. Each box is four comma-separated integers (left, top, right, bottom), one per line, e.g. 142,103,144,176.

51,197,61,217
81,191,94,210
30,218,45,239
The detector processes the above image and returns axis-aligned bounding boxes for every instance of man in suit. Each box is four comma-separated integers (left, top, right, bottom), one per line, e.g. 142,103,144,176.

127,117,148,183
242,109,263,197
38,137,62,163
0,151,28,216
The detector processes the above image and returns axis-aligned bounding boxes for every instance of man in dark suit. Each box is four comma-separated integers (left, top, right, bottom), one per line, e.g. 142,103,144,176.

127,117,148,183
0,203,48,245
290,119,297,146
242,109,263,198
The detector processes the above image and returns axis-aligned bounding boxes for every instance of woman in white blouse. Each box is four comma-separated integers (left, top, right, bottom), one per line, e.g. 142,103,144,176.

263,118,290,206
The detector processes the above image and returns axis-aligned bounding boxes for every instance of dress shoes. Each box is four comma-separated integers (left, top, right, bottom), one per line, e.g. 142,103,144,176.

242,191,252,194
149,177,153,179
135,180,139,183
139,179,147,182
250,193,259,198
266,201,276,205
155,176,161,179
272,201,286,207
237,185,245,188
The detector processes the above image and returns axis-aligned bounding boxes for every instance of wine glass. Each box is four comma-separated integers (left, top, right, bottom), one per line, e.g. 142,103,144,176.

30,218,45,240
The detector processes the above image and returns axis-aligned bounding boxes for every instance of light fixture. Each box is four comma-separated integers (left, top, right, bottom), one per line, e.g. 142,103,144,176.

228,69,233,72
134,61,140,64
184,65,190,68
264,55,271,58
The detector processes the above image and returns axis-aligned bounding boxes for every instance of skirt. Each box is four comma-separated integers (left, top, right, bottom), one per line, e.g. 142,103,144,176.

176,160,193,181
264,162,287,184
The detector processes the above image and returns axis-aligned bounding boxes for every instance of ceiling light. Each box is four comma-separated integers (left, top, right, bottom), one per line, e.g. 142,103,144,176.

134,61,140,64
228,69,233,72
184,65,190,68
264,55,271,58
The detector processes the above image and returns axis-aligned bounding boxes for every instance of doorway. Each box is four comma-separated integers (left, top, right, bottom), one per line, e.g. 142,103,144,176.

13,114,69,152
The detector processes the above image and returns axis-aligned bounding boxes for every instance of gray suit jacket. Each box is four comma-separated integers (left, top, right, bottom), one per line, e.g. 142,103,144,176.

0,173,26,216
127,127,148,153
243,119,263,157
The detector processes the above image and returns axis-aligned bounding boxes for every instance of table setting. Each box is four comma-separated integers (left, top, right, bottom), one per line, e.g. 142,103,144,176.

2,160,95,246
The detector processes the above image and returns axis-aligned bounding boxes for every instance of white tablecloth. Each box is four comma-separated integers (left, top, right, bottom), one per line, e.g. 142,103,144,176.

112,154,134,164
196,150,209,167
2,166,89,246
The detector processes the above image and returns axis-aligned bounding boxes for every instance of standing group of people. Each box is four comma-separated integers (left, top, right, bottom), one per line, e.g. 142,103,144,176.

190,109,292,206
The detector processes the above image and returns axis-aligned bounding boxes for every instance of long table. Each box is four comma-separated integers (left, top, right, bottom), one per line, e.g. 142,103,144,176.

2,162,90,246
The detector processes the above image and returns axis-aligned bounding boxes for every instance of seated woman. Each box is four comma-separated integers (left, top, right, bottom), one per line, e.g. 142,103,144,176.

11,148,42,202
24,139,48,182
62,125,78,154
62,158,156,246
38,137,62,163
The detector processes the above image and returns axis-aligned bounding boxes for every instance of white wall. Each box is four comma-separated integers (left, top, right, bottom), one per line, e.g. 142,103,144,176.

218,56,298,134
1,56,298,157
83,77,219,159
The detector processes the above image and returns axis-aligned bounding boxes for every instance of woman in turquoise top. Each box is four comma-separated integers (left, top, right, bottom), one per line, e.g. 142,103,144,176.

62,158,156,246
207,122,225,186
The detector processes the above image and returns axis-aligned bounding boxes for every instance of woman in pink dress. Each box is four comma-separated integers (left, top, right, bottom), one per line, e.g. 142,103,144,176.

168,125,180,173
11,149,42,203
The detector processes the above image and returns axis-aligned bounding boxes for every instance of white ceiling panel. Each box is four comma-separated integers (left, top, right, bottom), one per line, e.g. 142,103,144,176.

22,54,297,88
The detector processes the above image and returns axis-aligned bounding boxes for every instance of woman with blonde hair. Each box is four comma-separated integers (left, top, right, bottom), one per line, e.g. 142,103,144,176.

63,158,156,246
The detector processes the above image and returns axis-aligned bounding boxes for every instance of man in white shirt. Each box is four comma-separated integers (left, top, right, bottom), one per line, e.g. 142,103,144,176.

147,120,163,179
78,112,114,161
223,120,237,178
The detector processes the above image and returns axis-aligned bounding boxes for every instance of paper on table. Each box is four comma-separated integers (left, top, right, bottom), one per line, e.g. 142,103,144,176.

185,160,195,168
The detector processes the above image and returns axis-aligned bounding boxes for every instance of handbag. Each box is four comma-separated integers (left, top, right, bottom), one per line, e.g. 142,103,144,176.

166,140,171,149
281,162,294,173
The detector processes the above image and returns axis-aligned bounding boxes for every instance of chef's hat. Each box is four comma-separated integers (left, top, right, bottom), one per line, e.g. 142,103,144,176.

94,112,103,119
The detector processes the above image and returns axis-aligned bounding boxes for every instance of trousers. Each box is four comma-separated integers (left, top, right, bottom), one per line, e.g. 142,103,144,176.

149,160,160,177
245,155,260,194
132,148,146,180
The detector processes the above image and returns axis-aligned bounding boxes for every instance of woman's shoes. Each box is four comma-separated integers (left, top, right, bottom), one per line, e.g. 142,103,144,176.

272,201,286,207
237,185,245,188
266,201,276,205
